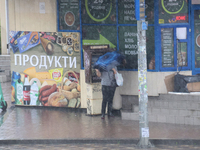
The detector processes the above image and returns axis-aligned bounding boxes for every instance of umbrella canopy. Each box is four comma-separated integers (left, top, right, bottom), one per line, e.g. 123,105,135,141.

94,51,125,72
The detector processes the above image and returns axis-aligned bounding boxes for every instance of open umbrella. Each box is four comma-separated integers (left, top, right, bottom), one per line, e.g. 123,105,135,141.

94,51,125,72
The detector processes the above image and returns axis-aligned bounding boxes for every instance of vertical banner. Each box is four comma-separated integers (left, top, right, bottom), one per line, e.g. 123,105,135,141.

10,31,81,108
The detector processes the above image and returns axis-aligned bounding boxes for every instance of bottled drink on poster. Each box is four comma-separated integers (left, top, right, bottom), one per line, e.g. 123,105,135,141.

30,81,39,106
23,75,30,105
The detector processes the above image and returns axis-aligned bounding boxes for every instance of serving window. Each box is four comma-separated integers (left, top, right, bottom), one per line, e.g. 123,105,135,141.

160,26,190,71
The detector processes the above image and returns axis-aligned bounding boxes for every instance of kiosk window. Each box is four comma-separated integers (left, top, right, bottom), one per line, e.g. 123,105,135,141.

119,26,155,70
160,26,189,71
178,42,187,67
194,10,200,68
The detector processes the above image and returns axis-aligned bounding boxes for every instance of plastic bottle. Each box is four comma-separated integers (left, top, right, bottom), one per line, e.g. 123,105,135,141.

30,81,39,105
23,74,30,105
15,79,23,105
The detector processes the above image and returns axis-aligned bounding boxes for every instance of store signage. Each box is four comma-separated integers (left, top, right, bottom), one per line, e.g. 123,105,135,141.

176,15,186,21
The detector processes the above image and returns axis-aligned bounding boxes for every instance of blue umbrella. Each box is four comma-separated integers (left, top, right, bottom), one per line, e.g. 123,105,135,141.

94,51,125,71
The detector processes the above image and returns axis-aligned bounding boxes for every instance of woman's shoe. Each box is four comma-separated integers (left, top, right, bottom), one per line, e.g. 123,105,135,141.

108,113,114,117
101,114,105,119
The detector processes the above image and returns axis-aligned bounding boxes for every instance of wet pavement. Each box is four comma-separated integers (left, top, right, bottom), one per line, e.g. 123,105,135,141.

1,82,200,149
1,106,200,140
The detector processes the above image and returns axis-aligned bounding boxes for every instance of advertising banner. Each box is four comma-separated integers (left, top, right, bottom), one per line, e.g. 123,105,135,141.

10,31,81,108
58,0,80,30
159,0,188,24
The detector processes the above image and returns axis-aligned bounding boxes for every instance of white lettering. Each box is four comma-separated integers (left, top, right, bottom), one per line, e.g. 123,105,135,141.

54,56,62,68
125,38,134,43
23,55,29,66
91,6,105,10
124,32,137,37
69,57,76,68
30,55,39,66
123,0,134,2
124,10,135,15
124,16,136,21
62,56,69,68
39,55,47,69
14,54,78,69
125,44,138,49
14,54,22,66
19,37,27,44
47,56,54,68
124,4,134,9
125,50,138,55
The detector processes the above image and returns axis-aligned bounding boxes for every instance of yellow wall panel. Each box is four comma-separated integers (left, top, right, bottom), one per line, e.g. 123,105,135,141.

9,0,57,32
9,0,16,31
1,0,7,54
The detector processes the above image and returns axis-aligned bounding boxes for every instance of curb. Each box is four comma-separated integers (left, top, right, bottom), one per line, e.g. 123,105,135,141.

0,139,200,145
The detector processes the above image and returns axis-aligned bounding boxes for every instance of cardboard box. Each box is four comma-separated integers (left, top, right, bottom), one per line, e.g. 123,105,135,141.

164,73,175,92
187,82,200,92
86,83,102,99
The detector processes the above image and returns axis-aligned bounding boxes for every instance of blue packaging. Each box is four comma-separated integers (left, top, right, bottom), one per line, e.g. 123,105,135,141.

12,71,21,83
10,31,25,53
17,32,40,53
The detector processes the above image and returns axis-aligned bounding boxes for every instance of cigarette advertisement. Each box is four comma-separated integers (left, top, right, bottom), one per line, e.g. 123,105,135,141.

10,31,81,108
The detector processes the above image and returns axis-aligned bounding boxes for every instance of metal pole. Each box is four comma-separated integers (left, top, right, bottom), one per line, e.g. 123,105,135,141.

137,13,153,150
5,0,10,55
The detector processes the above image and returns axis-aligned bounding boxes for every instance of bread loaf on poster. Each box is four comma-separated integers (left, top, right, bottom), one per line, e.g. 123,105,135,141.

48,92,68,107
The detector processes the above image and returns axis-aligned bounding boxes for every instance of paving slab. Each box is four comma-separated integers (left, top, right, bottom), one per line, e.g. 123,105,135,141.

0,106,200,141
1,82,200,143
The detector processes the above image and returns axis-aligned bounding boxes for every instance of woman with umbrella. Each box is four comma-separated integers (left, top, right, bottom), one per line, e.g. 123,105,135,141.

94,51,125,119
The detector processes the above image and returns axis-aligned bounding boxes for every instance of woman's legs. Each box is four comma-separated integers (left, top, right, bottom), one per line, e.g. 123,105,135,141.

107,86,116,116
101,85,108,118
101,85,116,118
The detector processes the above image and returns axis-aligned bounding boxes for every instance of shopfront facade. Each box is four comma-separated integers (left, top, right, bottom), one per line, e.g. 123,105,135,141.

1,0,200,111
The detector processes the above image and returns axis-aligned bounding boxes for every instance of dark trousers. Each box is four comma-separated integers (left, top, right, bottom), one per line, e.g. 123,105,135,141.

101,85,116,115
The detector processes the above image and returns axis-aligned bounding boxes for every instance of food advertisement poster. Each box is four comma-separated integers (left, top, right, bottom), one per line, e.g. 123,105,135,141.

81,0,116,24
10,31,81,108
58,0,80,30
159,0,188,24
194,10,200,68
